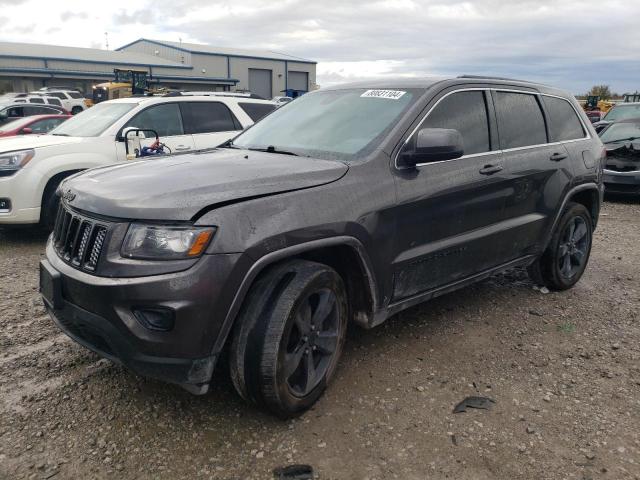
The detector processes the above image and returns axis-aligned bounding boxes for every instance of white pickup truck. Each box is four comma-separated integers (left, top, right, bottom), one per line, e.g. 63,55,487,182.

0,95,276,227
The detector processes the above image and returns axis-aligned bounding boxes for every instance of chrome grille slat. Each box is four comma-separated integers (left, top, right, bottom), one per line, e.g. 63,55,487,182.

72,222,92,266
64,217,80,260
85,227,106,271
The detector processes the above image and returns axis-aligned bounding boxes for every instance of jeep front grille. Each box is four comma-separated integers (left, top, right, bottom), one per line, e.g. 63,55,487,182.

52,203,108,272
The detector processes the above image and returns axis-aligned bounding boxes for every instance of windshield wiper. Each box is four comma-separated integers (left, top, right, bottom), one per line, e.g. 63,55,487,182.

50,133,70,136
248,145,299,156
604,136,640,144
219,140,241,149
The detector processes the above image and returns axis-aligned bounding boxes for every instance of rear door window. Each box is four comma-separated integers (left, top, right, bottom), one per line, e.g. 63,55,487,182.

49,92,68,99
68,92,83,99
29,97,45,104
238,102,277,122
47,98,63,107
28,106,62,115
125,103,185,137
494,92,547,149
7,107,23,117
182,102,242,134
542,96,585,141
421,90,491,155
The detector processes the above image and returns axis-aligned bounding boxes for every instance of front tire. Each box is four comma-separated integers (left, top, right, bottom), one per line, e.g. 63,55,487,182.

528,202,593,290
229,260,348,418
71,106,83,115
40,180,62,230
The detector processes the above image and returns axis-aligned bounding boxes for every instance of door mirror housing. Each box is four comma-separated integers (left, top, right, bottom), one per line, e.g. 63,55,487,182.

119,126,146,142
20,127,33,135
397,128,464,168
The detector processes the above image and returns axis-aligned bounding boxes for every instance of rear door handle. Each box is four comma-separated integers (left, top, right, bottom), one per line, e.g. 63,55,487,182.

550,152,568,161
174,145,191,151
479,164,503,175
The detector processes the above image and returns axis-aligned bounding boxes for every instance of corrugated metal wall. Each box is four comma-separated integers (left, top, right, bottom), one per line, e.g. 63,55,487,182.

120,40,192,66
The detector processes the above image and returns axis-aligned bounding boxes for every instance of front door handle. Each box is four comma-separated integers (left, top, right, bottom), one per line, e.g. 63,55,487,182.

174,145,191,151
550,152,568,161
479,164,503,175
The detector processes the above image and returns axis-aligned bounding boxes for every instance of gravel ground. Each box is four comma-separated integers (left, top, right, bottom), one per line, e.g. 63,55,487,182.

1,198,639,480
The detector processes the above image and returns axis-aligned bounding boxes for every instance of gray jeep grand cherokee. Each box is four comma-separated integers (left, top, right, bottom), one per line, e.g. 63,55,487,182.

40,77,605,417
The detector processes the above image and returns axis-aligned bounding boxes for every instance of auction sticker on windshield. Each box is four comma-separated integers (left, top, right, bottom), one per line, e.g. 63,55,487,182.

361,90,406,100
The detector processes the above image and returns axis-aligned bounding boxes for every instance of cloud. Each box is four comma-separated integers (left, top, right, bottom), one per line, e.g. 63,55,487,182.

60,11,88,21
0,0,639,93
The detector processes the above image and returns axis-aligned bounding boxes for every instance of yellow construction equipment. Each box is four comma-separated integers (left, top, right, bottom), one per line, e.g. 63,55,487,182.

92,69,149,104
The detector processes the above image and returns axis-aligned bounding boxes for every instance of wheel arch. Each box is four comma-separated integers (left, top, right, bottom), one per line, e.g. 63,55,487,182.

544,182,601,250
40,169,84,208
212,236,379,355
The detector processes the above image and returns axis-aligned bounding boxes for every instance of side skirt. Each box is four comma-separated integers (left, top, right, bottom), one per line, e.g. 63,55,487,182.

369,254,537,328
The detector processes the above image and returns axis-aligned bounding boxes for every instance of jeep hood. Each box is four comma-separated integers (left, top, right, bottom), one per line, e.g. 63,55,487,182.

63,148,349,221
0,134,84,151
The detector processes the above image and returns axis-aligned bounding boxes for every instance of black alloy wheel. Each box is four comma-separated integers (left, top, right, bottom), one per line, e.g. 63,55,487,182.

527,202,593,290
282,288,340,397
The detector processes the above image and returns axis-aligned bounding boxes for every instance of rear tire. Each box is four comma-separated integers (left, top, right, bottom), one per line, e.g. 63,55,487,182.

229,260,348,418
527,202,593,290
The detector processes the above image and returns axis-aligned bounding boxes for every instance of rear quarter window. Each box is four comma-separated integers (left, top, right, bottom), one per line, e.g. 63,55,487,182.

182,102,242,134
239,102,277,122
542,96,585,142
494,91,547,149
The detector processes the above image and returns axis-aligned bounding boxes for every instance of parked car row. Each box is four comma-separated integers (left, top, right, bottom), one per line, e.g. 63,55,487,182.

3,74,635,418
1,88,87,114
30,76,607,418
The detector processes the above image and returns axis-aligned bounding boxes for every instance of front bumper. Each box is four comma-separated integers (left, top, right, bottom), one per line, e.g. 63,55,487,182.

603,169,640,195
41,239,245,393
0,172,41,224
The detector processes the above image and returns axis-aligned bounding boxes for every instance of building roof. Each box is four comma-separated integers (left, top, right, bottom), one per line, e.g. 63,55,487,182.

117,38,316,64
0,41,187,68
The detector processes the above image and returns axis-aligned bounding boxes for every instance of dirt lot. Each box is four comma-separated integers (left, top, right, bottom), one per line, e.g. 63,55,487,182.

1,198,639,480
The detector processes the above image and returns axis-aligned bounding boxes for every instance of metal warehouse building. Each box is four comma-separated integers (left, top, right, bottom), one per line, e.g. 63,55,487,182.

0,39,317,99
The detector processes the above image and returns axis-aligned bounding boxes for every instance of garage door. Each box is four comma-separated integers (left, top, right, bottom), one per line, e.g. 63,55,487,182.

288,71,308,92
248,69,272,100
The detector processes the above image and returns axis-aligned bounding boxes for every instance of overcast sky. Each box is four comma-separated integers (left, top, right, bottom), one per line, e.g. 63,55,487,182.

1,0,638,94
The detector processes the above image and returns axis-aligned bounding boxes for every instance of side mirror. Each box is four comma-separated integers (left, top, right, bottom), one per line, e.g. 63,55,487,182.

20,127,33,135
397,128,464,168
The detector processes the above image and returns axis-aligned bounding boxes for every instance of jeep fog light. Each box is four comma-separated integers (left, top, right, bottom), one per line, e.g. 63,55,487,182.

121,224,215,260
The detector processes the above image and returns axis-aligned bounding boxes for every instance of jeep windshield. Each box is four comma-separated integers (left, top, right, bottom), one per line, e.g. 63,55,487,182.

231,88,420,161
49,103,136,137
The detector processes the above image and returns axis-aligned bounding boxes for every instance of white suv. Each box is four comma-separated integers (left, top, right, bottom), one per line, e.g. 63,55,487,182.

13,95,68,111
32,90,87,114
0,95,276,227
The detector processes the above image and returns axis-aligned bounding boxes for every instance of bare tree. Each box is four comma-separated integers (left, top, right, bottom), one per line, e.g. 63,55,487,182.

587,85,612,100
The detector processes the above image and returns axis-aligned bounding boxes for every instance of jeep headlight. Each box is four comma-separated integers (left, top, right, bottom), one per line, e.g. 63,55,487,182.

0,149,35,174
121,224,215,260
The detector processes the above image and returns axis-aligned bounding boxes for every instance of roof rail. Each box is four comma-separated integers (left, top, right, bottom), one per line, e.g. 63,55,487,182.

458,75,534,83
162,91,266,100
